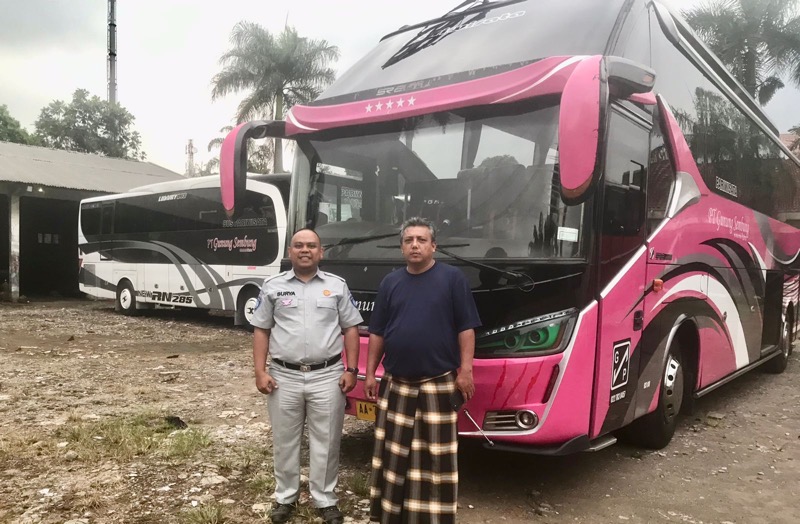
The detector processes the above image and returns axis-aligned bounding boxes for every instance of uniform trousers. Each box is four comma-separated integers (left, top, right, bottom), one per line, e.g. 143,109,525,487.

267,363,346,508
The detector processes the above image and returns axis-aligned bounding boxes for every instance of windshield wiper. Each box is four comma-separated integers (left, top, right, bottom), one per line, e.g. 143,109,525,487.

436,246,536,292
381,0,524,42
381,0,525,69
323,232,399,251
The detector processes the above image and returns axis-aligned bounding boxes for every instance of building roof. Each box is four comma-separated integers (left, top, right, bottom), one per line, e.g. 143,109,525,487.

781,133,800,153
0,141,183,193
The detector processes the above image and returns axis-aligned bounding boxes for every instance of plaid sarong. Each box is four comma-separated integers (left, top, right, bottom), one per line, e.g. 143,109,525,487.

369,372,458,524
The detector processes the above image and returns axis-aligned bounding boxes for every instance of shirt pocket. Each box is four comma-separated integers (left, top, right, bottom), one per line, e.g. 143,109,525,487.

316,297,338,310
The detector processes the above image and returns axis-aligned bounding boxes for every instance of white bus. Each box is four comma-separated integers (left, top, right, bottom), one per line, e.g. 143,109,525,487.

78,173,289,326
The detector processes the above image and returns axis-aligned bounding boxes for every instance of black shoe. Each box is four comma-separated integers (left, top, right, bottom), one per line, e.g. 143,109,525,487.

270,502,296,524
319,505,344,524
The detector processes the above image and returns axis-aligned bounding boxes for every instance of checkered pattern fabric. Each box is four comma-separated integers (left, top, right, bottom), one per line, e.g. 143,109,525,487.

369,372,458,524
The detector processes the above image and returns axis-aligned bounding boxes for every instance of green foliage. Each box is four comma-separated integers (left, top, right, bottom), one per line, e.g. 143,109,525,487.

0,104,33,144
54,412,210,462
34,88,145,159
180,504,227,524
682,0,800,105
211,23,339,172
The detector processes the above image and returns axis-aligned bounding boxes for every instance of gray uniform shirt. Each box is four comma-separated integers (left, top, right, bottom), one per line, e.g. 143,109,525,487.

251,269,363,364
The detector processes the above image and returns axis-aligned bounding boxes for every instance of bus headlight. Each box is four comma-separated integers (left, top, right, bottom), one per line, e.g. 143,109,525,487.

476,308,577,357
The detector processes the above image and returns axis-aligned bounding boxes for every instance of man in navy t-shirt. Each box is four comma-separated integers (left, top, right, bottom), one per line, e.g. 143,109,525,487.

365,217,481,524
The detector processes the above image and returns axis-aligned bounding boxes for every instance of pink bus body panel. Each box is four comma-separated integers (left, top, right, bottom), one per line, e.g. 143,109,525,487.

322,58,800,450
286,56,582,135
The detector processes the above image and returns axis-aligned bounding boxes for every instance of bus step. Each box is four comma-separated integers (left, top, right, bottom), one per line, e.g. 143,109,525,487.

585,435,617,452
759,344,778,356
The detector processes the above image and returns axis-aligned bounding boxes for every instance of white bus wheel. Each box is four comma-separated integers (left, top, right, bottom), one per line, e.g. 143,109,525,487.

237,287,260,330
116,281,138,316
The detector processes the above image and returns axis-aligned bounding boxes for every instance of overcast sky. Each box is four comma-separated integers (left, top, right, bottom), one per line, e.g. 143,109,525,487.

0,0,798,174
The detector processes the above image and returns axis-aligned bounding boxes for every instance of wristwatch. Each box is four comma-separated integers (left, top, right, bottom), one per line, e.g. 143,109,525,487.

345,367,359,375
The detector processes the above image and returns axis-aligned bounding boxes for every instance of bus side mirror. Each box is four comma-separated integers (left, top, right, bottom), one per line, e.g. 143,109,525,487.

558,56,603,204
220,120,286,218
558,56,655,205
606,57,656,99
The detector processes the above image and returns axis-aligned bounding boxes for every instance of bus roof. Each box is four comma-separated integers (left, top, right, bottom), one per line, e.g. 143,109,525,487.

80,173,291,207
313,0,627,106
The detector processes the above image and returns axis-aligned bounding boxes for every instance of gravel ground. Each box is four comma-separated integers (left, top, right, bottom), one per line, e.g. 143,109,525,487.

0,298,798,523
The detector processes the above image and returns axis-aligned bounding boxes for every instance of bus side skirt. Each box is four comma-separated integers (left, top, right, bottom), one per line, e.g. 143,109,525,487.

693,348,782,399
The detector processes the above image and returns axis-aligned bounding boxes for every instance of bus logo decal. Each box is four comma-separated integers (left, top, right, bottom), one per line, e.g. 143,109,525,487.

611,341,630,392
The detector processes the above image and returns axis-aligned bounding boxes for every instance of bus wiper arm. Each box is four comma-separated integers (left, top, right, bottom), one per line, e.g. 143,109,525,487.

381,0,524,42
436,246,536,292
324,232,399,250
381,0,525,69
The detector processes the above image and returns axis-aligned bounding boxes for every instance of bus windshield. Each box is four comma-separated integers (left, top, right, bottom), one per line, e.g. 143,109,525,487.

294,100,587,260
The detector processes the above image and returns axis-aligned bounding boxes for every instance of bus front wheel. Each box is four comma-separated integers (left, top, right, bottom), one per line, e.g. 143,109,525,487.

237,286,260,330
115,280,138,316
630,342,685,449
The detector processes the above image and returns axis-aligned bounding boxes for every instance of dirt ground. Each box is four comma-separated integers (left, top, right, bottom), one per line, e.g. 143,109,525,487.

0,298,798,524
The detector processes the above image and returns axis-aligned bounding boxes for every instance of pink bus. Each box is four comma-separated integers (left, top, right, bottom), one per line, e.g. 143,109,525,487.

220,0,800,452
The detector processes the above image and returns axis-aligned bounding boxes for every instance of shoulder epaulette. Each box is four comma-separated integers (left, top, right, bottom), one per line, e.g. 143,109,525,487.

262,271,288,285
320,271,346,283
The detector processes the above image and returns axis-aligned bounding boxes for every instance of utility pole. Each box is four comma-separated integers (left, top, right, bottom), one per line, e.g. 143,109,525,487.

107,0,117,105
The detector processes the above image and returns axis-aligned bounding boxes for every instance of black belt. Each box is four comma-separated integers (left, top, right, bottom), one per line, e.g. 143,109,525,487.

271,354,341,372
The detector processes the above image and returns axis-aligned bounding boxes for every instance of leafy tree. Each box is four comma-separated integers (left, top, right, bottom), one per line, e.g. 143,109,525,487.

34,89,145,160
0,104,33,144
683,0,800,105
211,23,339,173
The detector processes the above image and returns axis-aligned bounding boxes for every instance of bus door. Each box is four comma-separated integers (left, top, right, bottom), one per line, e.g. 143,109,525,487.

591,103,652,437
142,249,171,303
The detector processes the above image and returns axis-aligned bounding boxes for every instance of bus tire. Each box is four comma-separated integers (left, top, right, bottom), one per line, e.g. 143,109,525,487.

237,286,260,331
115,280,138,316
764,312,792,374
631,342,685,449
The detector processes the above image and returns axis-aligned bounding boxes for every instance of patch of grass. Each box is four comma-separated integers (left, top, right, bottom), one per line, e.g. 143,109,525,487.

342,470,371,498
246,472,276,497
162,429,212,459
180,503,227,524
61,489,106,514
54,412,211,462
225,445,271,473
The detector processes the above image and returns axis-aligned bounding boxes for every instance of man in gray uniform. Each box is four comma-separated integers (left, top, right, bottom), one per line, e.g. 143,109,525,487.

251,228,363,524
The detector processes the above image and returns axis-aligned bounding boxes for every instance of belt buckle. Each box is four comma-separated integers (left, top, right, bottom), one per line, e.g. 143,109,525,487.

299,364,311,372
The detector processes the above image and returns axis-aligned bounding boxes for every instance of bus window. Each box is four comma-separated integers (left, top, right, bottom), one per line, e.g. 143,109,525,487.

101,204,114,235
81,203,102,237
603,110,649,237
646,115,675,236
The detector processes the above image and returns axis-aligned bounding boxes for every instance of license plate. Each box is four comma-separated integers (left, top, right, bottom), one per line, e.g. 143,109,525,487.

356,401,376,422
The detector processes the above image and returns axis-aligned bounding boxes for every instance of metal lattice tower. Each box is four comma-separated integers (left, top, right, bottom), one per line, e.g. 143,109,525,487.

107,0,117,105
185,139,198,177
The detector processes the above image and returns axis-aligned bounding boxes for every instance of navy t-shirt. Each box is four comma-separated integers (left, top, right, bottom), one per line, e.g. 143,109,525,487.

369,262,482,378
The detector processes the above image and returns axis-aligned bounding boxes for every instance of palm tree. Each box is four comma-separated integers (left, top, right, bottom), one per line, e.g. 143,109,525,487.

211,23,339,172
206,125,274,174
683,0,800,105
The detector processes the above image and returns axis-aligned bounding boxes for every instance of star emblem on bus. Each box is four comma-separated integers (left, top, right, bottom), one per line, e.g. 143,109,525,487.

364,96,417,113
